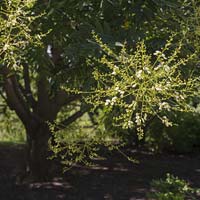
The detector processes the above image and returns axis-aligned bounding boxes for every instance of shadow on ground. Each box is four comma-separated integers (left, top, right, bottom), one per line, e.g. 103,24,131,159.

0,143,200,200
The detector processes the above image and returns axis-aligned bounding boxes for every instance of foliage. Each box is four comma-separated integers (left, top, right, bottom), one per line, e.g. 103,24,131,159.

48,112,127,170
0,113,26,143
0,0,200,175
178,0,200,54
0,0,43,70
147,173,197,200
146,108,200,153
83,33,198,140
0,108,25,143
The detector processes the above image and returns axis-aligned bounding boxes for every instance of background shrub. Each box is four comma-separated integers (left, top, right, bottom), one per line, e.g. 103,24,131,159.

147,173,196,200
146,110,200,153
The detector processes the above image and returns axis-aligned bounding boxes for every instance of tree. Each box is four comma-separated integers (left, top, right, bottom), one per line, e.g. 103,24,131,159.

85,33,198,140
0,0,92,179
0,0,148,179
0,0,199,179
50,1,200,165
0,0,165,178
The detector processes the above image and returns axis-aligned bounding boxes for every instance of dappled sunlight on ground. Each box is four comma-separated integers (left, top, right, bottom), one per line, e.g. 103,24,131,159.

0,143,200,200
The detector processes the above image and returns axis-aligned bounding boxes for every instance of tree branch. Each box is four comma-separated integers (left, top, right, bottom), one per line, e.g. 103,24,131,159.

1,67,30,125
22,64,37,109
36,69,52,119
54,105,90,132
51,90,81,113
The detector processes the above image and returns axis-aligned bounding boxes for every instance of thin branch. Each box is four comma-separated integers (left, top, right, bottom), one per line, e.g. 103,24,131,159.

52,90,81,112
54,105,90,132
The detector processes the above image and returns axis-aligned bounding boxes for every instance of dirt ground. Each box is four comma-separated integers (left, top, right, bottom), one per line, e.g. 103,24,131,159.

0,143,200,200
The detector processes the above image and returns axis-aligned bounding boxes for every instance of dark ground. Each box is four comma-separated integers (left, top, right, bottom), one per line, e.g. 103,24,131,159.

0,143,200,200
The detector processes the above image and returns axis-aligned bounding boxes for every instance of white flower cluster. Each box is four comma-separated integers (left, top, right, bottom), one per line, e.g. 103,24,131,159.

128,120,134,128
136,70,143,79
153,50,167,60
163,64,170,72
159,102,170,111
90,35,197,139
155,62,170,72
143,66,151,74
135,113,142,126
123,119,134,129
161,116,172,127
154,84,163,91
153,50,161,56
105,96,118,106
136,127,144,139
115,86,125,97
174,92,185,100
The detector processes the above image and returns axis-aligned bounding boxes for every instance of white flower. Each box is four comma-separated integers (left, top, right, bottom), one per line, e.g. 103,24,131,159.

112,71,117,75
128,120,134,128
180,95,185,100
115,86,119,91
154,63,162,71
155,62,169,72
111,65,119,75
119,90,125,97
161,53,167,60
111,96,117,105
153,51,166,60
143,113,147,121
153,50,161,56
112,96,117,102
135,113,141,126
114,86,125,97
3,44,9,51
161,116,172,127
155,85,162,91
128,103,133,108
132,84,137,88
136,127,144,139
105,99,111,106
120,90,124,95
166,81,171,87
114,65,118,69
144,67,151,74
164,65,170,72
159,102,170,111
136,70,143,79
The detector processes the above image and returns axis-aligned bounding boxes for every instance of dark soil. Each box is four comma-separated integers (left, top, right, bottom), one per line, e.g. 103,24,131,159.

0,142,200,200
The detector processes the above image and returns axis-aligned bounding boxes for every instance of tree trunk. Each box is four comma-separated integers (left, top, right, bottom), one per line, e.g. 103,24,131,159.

25,121,52,180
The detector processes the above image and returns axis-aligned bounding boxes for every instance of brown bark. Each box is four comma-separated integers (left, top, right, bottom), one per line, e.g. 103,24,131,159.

25,120,52,180
1,66,85,180
1,68,30,126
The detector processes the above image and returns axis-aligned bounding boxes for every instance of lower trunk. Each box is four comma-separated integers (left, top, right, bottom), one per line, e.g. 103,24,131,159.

25,122,52,180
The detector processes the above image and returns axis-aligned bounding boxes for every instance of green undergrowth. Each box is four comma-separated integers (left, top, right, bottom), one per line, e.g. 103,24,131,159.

147,173,199,200
0,109,26,143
